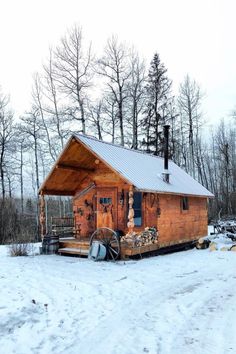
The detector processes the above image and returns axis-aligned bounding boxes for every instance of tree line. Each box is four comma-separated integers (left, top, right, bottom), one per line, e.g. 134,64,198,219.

0,25,235,243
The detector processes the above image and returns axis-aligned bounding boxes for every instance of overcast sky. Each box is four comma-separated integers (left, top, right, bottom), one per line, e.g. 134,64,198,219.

0,0,235,126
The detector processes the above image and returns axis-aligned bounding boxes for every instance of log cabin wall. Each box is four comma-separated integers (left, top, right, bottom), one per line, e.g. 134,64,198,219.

72,160,130,238
157,195,208,246
73,188,96,237
71,155,207,243
40,136,211,248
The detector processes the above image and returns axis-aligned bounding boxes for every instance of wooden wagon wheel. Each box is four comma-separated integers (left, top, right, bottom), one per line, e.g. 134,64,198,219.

89,227,120,261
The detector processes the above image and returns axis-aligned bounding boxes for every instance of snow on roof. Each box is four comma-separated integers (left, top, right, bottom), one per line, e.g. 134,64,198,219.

75,134,214,197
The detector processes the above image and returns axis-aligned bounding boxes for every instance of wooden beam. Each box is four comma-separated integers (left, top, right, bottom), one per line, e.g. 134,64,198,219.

56,164,94,172
42,189,75,196
73,135,133,185
39,193,46,239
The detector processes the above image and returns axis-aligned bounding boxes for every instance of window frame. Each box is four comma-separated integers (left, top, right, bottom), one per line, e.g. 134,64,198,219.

127,191,143,227
181,196,189,211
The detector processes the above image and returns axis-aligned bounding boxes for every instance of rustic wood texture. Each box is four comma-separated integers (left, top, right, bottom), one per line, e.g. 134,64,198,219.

40,138,99,195
143,193,158,228
58,237,160,258
39,137,130,196
59,238,90,249
120,242,159,257
58,248,89,256
96,188,117,229
73,188,96,238
157,195,208,244
127,185,135,234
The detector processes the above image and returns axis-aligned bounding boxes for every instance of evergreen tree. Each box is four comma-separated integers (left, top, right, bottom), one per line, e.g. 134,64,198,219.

142,53,172,155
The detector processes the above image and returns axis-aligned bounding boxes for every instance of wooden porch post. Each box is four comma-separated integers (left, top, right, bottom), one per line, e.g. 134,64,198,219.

40,192,46,239
127,185,135,235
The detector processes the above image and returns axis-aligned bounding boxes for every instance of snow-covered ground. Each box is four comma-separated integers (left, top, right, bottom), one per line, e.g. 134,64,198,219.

1,234,236,354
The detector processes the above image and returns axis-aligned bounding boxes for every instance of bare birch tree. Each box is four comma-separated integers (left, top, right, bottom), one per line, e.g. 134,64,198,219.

20,110,41,193
103,93,118,143
98,36,130,146
87,100,104,140
178,75,204,178
127,51,146,149
54,25,93,133
0,90,14,202
32,73,57,162
43,48,66,150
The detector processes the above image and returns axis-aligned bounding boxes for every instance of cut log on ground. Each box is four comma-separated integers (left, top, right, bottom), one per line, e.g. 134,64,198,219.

220,247,229,252
196,238,210,250
209,242,217,251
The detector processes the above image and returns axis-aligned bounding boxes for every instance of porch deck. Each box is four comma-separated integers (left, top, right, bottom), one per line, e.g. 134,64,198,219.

58,237,160,258
58,237,90,256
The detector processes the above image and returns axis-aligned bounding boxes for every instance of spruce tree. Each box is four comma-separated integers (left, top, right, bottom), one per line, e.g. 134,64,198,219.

142,53,172,155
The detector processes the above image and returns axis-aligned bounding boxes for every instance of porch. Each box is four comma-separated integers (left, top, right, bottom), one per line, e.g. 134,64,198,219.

57,235,161,259
50,213,159,259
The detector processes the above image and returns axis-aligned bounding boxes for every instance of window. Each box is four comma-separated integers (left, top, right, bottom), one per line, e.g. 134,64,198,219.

99,197,112,205
127,192,142,226
181,197,189,211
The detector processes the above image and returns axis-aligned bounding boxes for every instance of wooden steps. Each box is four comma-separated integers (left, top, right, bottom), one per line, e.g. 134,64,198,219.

58,247,89,256
59,240,89,249
58,238,90,257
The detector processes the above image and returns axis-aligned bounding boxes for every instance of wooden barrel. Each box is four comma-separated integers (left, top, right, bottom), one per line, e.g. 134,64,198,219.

42,235,59,254
48,236,59,253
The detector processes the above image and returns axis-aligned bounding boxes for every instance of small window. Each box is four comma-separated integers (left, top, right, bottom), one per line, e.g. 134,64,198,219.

181,197,189,211
127,192,142,226
100,197,112,205
134,192,142,226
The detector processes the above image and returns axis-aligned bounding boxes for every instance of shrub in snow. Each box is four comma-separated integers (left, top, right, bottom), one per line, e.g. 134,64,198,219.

8,242,32,257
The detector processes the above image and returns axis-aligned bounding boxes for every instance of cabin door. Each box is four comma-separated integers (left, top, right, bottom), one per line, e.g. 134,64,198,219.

96,188,117,230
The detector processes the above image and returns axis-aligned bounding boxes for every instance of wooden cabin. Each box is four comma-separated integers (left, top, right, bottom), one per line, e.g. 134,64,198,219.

39,133,214,258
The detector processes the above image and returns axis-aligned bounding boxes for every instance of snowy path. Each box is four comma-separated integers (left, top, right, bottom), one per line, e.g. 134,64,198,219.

0,246,236,354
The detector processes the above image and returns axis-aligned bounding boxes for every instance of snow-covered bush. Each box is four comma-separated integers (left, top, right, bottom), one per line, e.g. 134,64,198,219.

8,242,31,257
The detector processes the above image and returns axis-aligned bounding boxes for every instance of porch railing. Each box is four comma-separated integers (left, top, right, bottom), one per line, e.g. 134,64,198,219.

51,217,74,237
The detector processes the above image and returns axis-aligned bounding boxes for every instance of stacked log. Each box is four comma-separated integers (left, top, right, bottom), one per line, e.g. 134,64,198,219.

220,247,229,251
209,242,217,251
196,238,236,252
121,227,158,248
195,237,211,250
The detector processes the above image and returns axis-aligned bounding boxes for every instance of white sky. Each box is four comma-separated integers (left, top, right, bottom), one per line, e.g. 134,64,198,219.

0,0,235,126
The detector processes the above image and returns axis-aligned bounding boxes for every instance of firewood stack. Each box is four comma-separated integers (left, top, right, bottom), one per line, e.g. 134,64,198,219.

121,227,158,247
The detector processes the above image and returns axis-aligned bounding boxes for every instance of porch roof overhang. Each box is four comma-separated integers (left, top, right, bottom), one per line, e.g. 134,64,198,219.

38,135,130,196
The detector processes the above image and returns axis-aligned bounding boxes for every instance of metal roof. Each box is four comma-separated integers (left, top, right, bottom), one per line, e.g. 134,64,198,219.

75,134,214,198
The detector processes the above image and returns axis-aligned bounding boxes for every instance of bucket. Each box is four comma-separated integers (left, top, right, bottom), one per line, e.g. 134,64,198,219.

89,241,107,261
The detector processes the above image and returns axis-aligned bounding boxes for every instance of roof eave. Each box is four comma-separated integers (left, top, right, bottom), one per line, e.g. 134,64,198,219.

73,134,134,187
134,186,214,198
